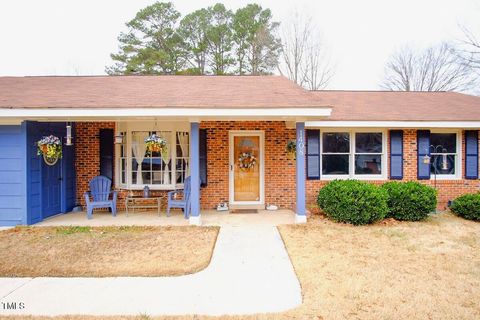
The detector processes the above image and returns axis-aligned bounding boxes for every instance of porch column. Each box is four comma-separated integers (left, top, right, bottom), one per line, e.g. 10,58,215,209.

295,122,307,223
189,121,201,225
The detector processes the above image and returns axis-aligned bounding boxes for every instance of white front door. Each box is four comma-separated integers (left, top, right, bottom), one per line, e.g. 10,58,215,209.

229,131,265,205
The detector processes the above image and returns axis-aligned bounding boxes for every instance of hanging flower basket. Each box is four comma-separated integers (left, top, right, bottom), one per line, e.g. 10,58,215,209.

286,140,296,160
145,134,167,156
37,135,62,165
238,152,257,171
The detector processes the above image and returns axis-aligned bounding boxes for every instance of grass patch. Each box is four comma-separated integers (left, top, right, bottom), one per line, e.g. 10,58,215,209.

0,226,219,277
55,226,91,235
278,212,480,319
2,213,479,319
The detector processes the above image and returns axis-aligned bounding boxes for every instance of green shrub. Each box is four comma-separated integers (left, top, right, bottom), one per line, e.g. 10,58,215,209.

317,179,388,225
450,193,480,221
381,182,437,221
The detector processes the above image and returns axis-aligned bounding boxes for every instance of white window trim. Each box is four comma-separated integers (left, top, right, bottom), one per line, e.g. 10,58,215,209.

320,128,388,180
115,121,190,190
429,129,462,180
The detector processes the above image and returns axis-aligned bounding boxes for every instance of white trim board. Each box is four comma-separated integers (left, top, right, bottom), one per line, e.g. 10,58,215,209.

0,107,331,121
306,121,480,128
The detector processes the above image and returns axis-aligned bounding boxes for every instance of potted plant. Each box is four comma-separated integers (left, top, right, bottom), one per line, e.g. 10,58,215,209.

37,135,62,165
286,140,296,160
145,134,167,156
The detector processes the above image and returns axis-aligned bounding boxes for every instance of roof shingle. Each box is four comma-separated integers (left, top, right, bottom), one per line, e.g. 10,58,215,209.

312,90,480,121
0,75,323,109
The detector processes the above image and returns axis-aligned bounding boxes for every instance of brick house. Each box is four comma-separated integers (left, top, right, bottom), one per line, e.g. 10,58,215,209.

0,75,479,226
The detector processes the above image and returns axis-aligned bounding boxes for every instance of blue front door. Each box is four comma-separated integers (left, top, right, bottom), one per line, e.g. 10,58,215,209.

42,159,62,218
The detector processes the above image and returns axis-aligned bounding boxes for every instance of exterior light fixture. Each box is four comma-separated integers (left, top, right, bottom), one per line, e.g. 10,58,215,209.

441,154,448,170
422,154,431,164
114,133,124,145
65,122,73,146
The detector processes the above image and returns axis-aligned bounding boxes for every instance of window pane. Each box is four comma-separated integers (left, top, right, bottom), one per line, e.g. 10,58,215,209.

131,172,137,184
152,172,163,184
355,155,382,175
177,132,189,158
142,171,151,184
430,133,456,153
131,159,139,171
141,158,150,172
355,133,382,153
322,155,349,175
323,133,350,153
176,158,188,184
151,158,162,171
121,158,126,184
120,132,126,157
431,154,456,175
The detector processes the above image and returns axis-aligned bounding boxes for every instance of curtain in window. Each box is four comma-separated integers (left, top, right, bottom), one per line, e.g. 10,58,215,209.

132,132,148,184
177,132,189,179
161,133,170,185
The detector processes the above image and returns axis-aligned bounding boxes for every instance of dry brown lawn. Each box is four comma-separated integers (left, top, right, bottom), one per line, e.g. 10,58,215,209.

1,213,479,320
0,226,218,277
278,212,480,320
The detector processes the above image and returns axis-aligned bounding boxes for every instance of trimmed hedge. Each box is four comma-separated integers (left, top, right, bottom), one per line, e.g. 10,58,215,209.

381,182,437,221
450,193,480,221
317,180,388,225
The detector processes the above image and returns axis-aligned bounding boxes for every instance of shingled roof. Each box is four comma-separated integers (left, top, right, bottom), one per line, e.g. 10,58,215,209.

312,90,480,121
0,75,324,109
1,75,479,122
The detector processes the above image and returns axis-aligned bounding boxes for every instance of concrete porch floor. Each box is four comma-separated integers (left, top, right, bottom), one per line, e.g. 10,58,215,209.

36,209,296,227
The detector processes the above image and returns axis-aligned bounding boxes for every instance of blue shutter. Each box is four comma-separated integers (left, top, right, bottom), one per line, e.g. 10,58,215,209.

417,130,431,179
306,130,320,180
99,129,114,180
465,130,478,179
390,130,403,179
199,129,207,186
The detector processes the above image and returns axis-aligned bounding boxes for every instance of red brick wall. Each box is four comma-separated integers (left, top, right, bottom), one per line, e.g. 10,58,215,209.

306,129,480,210
76,121,296,210
75,123,480,212
75,122,116,206
200,121,296,209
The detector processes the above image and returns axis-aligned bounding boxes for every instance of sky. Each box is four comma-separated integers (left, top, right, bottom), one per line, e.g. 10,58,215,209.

0,0,478,90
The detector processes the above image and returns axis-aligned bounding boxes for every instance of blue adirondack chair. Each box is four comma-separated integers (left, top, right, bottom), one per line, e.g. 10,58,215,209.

166,176,191,219
84,176,117,219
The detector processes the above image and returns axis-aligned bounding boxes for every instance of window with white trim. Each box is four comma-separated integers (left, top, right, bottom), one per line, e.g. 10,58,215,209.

116,123,190,189
321,131,386,179
429,132,458,177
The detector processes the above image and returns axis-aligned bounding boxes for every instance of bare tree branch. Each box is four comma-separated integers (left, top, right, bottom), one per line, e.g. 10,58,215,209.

457,25,480,73
278,12,334,90
381,42,476,92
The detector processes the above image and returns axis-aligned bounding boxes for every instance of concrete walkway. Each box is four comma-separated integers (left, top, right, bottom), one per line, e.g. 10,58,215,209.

0,226,302,317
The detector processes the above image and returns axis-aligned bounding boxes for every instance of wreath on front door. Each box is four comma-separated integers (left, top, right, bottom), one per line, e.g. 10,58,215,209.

238,152,257,171
37,135,62,165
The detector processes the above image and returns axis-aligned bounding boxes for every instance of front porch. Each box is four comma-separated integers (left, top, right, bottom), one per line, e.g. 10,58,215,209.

71,120,309,226
36,209,297,227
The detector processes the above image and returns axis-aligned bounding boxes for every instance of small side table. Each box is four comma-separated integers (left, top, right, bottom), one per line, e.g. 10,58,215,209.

125,196,161,217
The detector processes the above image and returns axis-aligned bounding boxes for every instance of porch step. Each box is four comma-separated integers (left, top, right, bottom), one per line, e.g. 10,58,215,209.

229,204,265,210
